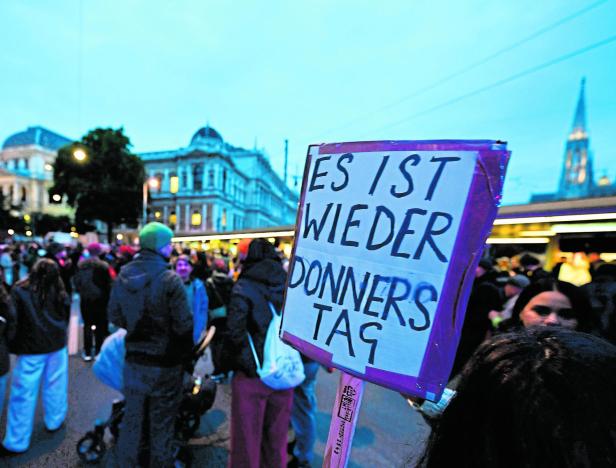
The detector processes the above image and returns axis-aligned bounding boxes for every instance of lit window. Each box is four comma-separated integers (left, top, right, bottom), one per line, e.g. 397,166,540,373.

170,176,179,194
169,212,177,225
191,210,202,226
154,211,162,219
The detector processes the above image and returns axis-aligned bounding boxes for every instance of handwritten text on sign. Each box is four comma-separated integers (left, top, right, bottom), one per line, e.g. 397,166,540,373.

282,146,477,376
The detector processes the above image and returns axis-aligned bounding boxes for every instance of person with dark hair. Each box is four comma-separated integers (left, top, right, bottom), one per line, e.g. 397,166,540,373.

44,242,74,296
501,277,593,332
107,222,193,467
582,263,616,344
1,259,70,455
519,253,550,283
74,242,113,361
0,282,15,418
420,327,616,467
206,257,235,378
450,258,502,377
227,238,293,467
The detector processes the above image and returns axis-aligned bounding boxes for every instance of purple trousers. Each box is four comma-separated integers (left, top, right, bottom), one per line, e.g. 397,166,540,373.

229,372,293,468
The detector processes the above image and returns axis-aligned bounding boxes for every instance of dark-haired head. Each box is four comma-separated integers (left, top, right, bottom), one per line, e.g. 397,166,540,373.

243,239,279,266
420,327,616,467
19,258,67,309
510,278,592,332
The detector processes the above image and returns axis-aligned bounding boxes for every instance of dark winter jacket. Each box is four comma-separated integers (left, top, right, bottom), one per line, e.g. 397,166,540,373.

227,258,286,378
0,287,16,376
10,284,70,355
205,271,234,310
107,249,193,367
74,257,113,303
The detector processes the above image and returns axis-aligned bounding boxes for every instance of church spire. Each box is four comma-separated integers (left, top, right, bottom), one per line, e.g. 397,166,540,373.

571,77,586,133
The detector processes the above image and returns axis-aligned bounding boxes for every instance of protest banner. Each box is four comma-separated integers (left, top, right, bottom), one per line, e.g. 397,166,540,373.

280,140,509,466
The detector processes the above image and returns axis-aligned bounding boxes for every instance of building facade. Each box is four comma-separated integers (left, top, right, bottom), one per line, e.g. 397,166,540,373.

532,79,616,202
0,126,73,217
140,125,298,234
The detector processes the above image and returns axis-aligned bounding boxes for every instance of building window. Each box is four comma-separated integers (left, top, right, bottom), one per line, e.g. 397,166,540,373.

221,209,227,229
21,187,27,202
222,170,227,193
154,210,162,219
191,210,202,226
180,168,188,189
193,164,203,191
169,211,177,226
169,173,179,194
208,169,214,188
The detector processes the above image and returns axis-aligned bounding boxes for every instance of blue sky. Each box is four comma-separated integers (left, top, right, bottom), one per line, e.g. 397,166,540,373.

1,0,615,205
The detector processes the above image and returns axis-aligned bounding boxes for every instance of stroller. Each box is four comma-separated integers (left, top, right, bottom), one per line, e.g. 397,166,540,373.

77,327,217,466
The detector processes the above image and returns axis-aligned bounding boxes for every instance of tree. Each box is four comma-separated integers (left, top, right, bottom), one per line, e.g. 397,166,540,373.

51,128,145,243
0,192,26,233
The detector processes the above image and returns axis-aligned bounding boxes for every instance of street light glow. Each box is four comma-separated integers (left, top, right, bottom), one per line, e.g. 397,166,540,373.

52,194,62,202
44,163,53,171
117,233,124,240
73,148,87,162
25,230,32,237
147,177,160,190
7,229,14,235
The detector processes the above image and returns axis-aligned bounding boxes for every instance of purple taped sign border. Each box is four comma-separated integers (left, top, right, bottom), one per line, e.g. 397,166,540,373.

280,139,510,401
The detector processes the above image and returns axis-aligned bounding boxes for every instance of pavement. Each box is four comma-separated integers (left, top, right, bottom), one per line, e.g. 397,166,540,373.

0,296,430,467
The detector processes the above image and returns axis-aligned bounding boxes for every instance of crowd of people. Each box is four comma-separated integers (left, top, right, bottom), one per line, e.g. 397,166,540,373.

416,251,616,466
1,228,616,466
0,226,318,467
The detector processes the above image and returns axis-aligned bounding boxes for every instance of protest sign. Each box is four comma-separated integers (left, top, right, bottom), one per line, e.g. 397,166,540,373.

281,140,510,401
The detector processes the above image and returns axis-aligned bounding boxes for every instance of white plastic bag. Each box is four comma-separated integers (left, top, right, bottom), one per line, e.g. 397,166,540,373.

247,303,305,390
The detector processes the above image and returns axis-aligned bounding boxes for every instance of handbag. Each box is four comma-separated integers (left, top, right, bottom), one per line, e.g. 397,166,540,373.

247,302,305,390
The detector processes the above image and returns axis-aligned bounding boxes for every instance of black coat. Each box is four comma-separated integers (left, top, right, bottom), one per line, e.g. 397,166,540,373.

74,257,112,303
107,249,193,367
10,284,70,355
0,288,16,376
227,258,286,378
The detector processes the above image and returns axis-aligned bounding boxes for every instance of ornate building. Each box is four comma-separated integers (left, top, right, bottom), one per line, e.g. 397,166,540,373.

139,125,298,234
0,126,73,216
532,79,616,202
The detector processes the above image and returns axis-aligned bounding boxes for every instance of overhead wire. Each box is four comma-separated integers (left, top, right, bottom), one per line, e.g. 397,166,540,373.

369,33,616,135
317,0,611,137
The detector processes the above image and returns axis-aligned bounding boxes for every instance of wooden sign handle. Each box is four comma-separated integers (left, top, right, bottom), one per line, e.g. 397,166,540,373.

323,372,365,468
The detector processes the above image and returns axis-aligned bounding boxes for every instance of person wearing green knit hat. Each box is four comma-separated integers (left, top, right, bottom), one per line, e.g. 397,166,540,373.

139,222,174,258
107,221,192,466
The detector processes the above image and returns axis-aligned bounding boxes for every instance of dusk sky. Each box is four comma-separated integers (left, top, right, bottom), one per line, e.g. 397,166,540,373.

1,0,615,205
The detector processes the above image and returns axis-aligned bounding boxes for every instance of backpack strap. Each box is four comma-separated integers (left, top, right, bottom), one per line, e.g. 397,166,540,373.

246,332,261,371
268,302,281,317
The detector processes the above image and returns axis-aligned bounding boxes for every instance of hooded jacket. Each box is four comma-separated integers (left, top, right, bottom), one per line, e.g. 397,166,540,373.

107,249,193,367
227,257,287,378
74,257,112,303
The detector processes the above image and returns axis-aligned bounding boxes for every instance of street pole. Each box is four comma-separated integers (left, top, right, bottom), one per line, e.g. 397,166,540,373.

142,181,148,229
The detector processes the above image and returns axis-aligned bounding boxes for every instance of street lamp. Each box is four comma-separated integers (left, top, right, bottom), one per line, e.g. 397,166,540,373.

142,177,160,227
73,148,87,162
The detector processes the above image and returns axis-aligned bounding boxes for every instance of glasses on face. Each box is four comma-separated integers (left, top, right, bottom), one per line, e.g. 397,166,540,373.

531,305,576,320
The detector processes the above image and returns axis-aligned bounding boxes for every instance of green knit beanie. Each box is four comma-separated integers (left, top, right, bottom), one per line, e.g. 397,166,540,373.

139,222,174,252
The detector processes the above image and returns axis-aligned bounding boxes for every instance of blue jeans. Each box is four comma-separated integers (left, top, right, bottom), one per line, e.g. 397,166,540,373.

291,361,319,464
3,347,68,452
